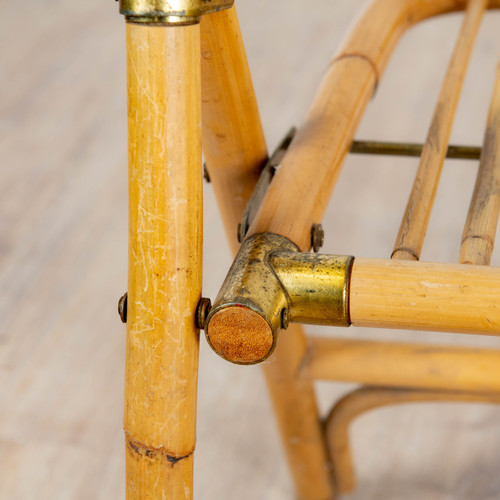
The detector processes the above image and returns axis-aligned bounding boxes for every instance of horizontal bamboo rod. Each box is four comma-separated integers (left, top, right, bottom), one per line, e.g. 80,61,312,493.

350,257,500,334
246,0,500,252
350,140,481,160
392,0,487,261
460,60,500,265
303,337,500,392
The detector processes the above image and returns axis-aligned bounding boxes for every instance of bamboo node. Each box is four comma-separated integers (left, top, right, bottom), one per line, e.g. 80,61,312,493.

126,434,194,466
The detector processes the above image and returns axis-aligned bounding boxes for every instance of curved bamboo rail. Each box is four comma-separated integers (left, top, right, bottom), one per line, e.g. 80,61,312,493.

246,0,500,251
325,387,500,494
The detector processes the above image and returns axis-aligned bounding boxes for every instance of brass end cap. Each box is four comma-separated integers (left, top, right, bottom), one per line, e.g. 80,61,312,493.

206,306,274,365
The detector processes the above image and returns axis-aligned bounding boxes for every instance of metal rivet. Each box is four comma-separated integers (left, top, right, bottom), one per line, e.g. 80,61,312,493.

311,223,325,253
196,297,212,330
118,292,128,323
281,308,289,330
203,163,211,183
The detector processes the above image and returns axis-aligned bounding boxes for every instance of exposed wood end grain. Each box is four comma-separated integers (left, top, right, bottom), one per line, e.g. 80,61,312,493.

207,306,273,364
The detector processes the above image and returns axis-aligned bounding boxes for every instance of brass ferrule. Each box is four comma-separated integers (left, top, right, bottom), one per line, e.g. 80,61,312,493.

119,0,234,25
205,233,354,365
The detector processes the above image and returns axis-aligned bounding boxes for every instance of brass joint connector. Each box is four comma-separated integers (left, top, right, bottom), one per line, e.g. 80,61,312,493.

119,0,234,25
205,233,354,365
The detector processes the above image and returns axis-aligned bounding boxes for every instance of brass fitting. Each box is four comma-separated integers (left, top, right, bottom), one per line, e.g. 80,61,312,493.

205,233,354,365
119,0,234,25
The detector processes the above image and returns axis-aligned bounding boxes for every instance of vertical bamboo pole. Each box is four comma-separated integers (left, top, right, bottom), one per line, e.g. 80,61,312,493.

392,0,487,260
124,23,202,499
460,60,500,265
201,7,267,252
201,9,335,500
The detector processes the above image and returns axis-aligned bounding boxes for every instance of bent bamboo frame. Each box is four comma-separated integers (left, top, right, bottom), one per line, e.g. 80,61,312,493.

246,0,500,251
122,1,500,499
325,387,500,494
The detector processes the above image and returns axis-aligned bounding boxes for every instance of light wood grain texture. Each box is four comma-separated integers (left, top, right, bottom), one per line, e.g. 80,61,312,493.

350,257,500,333
392,0,488,260
125,23,201,499
460,60,500,264
303,337,500,392
200,7,267,253
200,8,334,499
326,387,500,494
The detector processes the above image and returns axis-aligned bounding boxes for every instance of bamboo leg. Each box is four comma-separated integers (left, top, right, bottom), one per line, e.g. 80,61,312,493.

392,0,487,260
201,7,267,252
325,387,500,494
460,60,500,265
201,9,335,499
124,23,201,499
302,337,500,393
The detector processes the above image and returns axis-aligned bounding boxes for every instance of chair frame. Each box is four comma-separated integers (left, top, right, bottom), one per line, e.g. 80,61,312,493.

119,0,500,498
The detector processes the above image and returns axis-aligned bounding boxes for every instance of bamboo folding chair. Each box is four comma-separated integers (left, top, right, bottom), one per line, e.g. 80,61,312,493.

117,0,500,498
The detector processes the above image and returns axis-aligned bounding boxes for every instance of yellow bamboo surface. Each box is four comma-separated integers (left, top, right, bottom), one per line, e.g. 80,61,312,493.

303,337,500,392
262,325,335,500
326,387,500,494
125,23,201,499
246,0,500,252
392,0,488,260
350,258,500,333
200,8,335,499
460,60,500,265
200,7,267,253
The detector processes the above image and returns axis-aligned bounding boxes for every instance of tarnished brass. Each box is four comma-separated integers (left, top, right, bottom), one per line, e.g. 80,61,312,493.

119,0,234,25
118,292,128,323
205,233,354,364
195,297,212,329
238,128,296,243
206,233,295,364
270,252,353,326
350,140,481,160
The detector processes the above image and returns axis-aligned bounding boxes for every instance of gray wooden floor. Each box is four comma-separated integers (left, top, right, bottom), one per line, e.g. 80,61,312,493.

2,1,500,498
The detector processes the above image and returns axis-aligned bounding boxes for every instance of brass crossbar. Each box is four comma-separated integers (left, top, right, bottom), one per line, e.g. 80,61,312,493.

350,140,481,159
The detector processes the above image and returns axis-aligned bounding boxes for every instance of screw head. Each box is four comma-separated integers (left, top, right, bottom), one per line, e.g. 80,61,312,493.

281,308,289,330
311,223,324,253
196,297,212,330
118,292,128,323
203,163,211,183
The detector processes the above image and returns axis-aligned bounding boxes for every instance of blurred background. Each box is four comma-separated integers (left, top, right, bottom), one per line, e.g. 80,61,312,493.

2,1,500,498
